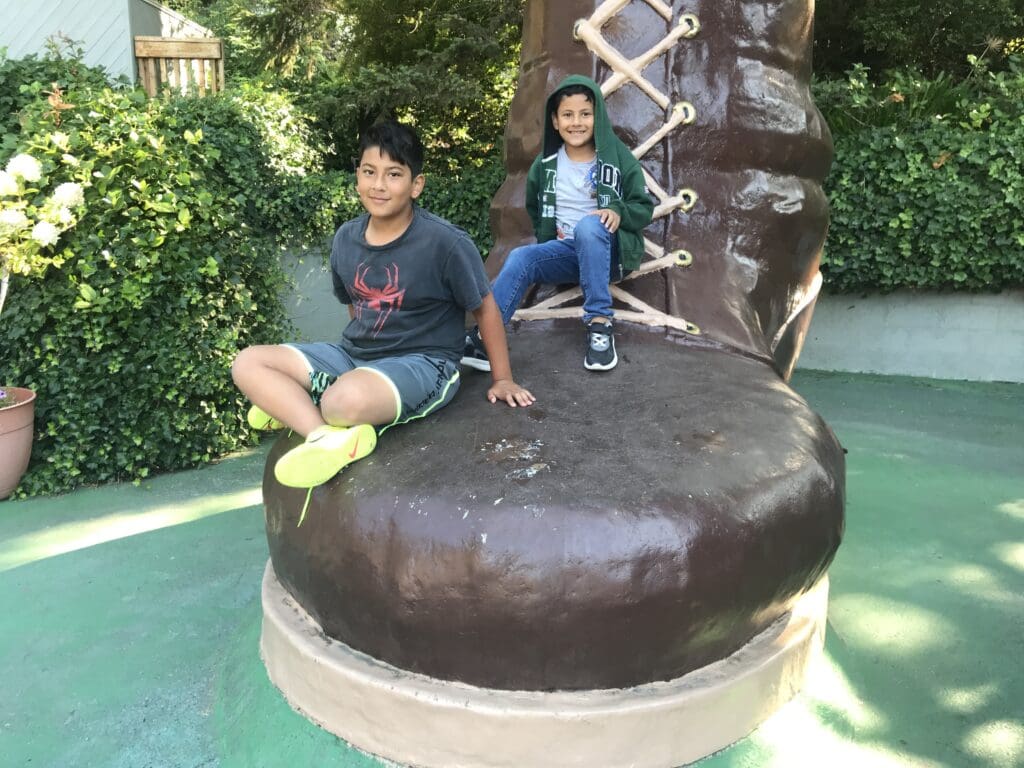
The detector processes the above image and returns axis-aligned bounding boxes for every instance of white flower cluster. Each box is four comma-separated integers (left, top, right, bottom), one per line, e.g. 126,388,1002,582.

0,209,28,228
53,182,85,208
5,154,42,183
1,151,87,274
0,171,17,197
31,221,60,246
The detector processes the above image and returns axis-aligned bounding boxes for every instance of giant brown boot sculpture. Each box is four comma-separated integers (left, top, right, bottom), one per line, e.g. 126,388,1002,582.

260,2,844,766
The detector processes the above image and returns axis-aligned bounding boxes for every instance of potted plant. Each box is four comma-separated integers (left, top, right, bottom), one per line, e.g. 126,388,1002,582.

0,387,37,499
0,145,85,498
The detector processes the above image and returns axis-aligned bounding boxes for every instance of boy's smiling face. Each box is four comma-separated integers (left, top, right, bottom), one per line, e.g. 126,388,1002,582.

356,146,424,222
551,93,595,158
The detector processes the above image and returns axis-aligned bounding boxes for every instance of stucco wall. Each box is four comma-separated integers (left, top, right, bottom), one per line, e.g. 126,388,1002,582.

283,252,349,343
285,257,1024,383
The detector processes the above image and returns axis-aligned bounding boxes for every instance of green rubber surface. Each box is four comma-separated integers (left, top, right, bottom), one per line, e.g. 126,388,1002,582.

0,370,1021,767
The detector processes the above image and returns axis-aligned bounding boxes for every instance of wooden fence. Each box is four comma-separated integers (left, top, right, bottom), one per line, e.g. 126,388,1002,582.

134,37,224,97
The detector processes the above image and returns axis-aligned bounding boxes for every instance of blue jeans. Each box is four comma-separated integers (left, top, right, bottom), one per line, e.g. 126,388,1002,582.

492,214,621,325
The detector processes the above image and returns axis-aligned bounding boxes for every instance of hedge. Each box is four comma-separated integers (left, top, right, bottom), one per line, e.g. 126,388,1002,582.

819,62,1024,293
0,76,325,495
823,119,1024,293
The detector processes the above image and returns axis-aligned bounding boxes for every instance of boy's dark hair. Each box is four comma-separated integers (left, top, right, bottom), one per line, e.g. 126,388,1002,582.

550,84,594,117
357,120,424,177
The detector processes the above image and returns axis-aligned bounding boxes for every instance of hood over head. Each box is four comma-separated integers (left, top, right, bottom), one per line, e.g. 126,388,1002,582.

543,74,614,157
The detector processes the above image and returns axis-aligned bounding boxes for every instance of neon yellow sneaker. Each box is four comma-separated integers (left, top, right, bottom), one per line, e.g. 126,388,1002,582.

273,424,377,488
247,404,285,431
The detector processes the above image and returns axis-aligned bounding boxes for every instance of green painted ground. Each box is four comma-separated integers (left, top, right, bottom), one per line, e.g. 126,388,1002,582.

0,371,1021,767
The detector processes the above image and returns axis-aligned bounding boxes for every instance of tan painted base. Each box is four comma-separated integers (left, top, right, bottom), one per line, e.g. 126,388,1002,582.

260,561,829,768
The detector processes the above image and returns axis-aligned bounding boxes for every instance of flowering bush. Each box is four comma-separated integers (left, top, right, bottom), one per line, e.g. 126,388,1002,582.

0,47,500,496
0,79,301,495
0,142,85,316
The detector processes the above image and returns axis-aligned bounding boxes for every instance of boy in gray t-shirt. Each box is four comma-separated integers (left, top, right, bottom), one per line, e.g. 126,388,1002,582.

462,75,653,372
232,121,534,496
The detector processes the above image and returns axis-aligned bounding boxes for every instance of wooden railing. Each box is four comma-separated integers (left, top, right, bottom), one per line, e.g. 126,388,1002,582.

134,37,224,97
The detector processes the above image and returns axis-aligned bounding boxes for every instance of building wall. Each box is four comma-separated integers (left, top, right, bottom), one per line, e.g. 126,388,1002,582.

281,256,1024,382
0,0,133,80
0,0,211,83
129,0,212,40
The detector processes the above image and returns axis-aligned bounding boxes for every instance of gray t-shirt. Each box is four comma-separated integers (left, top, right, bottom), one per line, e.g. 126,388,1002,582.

554,146,598,240
330,206,490,363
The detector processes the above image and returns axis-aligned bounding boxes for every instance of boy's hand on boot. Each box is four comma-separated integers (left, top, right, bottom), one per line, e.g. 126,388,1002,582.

594,209,621,233
487,378,536,408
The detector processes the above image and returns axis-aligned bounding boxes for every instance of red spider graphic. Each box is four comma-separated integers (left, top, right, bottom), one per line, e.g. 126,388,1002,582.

350,263,406,336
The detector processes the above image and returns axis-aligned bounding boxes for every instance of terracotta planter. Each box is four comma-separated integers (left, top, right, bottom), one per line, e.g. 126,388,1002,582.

0,387,36,499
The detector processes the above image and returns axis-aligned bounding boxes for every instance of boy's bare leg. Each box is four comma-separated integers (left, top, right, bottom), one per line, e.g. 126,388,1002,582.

232,345,324,437
319,369,399,428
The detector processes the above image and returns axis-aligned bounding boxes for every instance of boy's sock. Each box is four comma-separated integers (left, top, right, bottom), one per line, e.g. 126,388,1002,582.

274,424,377,488
247,404,285,431
584,320,617,371
460,326,491,372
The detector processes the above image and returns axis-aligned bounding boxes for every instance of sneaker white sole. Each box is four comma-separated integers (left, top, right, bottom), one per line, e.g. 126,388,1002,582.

584,351,618,371
460,356,492,372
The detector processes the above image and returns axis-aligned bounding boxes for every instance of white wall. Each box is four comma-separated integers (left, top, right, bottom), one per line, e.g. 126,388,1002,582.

129,0,212,40
284,259,1024,383
798,291,1024,383
283,252,349,343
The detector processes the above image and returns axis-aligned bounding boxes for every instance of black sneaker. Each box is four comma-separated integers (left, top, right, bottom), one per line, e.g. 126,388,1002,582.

460,327,491,372
584,320,617,371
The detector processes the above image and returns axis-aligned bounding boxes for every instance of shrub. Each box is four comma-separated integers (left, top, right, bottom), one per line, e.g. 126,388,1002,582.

813,64,970,138
161,82,362,247
0,77,332,494
813,0,1022,78
0,150,86,315
419,151,506,257
0,36,115,142
821,60,1024,293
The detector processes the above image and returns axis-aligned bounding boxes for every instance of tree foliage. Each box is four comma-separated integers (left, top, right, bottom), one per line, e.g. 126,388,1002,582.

0,56,318,494
814,0,1023,78
166,0,523,167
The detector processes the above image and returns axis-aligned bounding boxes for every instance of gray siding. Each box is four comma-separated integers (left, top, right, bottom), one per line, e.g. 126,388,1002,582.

0,0,211,83
0,0,134,80
129,0,210,38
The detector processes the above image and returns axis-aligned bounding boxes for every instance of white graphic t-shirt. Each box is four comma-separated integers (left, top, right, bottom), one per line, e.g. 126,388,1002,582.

554,146,598,240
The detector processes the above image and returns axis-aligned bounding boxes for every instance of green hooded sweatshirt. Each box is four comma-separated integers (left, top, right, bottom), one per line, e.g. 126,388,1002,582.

525,74,654,271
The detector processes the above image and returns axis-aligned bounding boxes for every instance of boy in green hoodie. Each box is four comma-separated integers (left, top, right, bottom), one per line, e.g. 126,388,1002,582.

463,75,654,371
